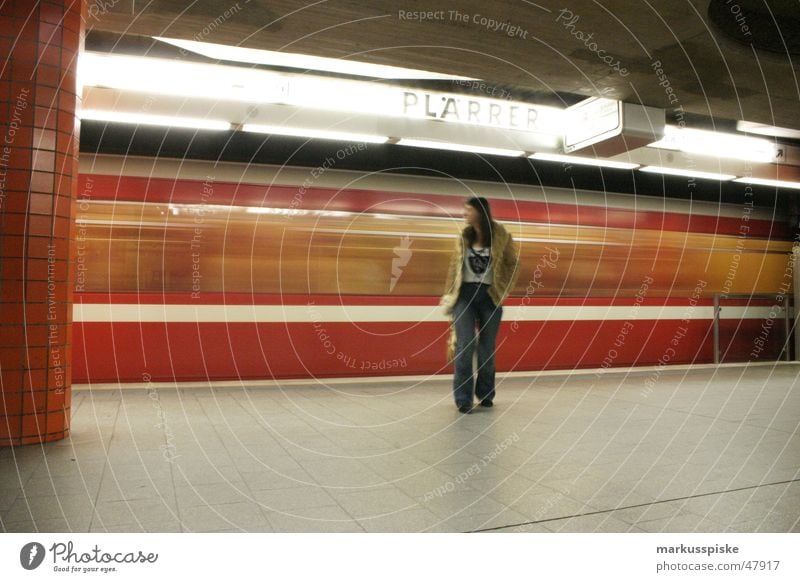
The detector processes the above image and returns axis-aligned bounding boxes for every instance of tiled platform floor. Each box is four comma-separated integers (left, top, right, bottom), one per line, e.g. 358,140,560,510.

2,363,799,533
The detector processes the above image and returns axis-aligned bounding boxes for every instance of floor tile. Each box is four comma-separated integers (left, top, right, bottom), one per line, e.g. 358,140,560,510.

4,364,796,533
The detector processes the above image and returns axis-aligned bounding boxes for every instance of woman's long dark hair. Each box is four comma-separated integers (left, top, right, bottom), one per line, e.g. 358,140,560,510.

465,197,493,248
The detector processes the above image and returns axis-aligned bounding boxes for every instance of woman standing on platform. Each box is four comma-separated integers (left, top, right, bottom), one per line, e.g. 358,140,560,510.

441,197,521,413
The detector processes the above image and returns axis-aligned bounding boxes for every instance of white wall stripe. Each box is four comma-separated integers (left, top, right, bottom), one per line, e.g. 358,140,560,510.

72,304,787,323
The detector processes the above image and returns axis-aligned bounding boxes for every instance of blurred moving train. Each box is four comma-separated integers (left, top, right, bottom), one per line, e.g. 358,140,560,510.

71,154,795,383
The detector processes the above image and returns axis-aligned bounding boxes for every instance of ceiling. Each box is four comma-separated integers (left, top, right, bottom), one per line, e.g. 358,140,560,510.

87,0,799,128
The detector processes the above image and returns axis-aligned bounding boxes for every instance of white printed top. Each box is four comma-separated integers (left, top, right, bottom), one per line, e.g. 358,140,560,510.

462,245,493,284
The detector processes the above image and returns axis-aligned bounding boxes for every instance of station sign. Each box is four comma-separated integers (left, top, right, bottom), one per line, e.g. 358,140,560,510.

399,89,563,135
564,97,622,153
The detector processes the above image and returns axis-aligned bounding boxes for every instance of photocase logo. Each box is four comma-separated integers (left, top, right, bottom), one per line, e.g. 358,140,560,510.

390,235,413,291
20,542,46,570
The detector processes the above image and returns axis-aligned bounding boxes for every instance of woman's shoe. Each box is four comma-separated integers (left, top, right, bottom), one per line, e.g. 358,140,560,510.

458,404,473,414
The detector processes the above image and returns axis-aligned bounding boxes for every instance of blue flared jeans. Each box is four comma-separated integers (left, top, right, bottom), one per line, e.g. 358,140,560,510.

452,282,503,406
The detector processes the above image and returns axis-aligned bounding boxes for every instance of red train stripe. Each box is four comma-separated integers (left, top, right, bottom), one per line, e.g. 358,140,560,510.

78,174,788,238
72,318,784,383
73,292,774,307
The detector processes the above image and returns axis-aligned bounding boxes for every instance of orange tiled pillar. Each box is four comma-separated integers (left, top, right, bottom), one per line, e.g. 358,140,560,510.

1,0,85,445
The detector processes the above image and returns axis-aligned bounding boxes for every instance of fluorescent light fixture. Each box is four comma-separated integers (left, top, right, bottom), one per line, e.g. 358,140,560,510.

80,52,446,121
246,207,308,216
640,166,736,181
242,124,388,143
80,109,231,130
79,53,565,137
648,125,778,163
396,138,525,157
154,37,475,81
81,52,289,103
529,152,639,169
245,207,352,217
736,120,800,140
733,177,800,190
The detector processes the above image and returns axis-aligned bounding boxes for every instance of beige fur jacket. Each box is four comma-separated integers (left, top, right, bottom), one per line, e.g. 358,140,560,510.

440,221,521,362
